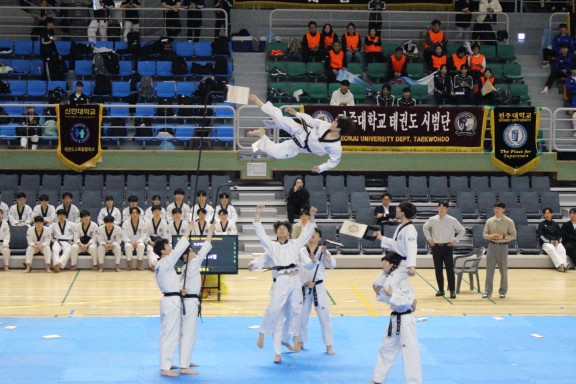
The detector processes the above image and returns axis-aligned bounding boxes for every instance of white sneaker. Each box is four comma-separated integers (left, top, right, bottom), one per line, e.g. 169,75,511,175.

539,88,549,95
541,63,550,69
251,139,261,153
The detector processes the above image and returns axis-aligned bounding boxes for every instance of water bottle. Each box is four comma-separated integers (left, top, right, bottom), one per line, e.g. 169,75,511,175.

266,28,275,44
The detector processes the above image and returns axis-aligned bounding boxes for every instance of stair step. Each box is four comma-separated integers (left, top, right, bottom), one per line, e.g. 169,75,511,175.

238,192,277,201
240,207,280,217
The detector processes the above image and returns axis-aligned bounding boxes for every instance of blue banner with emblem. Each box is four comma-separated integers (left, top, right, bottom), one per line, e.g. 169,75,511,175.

490,107,540,175
56,104,103,172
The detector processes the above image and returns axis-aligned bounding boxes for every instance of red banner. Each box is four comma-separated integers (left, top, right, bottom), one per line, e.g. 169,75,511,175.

303,106,489,152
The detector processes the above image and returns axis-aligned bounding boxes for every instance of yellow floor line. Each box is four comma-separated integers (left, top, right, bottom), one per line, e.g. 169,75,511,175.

350,284,378,316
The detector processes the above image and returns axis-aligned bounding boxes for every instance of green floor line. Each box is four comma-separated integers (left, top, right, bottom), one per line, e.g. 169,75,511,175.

61,270,80,305
326,290,336,306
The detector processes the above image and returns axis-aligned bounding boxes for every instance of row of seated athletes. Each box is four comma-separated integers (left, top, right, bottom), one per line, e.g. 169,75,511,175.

1,189,238,228
0,203,238,273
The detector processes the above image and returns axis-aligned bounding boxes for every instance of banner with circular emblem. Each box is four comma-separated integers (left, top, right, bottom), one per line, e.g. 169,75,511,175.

56,104,103,172
490,106,540,175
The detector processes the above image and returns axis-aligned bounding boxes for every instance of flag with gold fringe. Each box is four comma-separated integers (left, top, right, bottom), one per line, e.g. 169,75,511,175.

56,104,103,172
490,107,540,175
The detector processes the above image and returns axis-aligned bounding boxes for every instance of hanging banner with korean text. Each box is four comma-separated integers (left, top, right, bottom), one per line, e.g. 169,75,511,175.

56,104,103,172
490,107,540,175
302,105,489,152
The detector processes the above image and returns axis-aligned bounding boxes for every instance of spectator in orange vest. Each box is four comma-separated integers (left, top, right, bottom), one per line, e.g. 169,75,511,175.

364,27,384,69
388,47,407,81
448,46,468,75
429,44,447,73
423,19,447,71
467,42,486,82
321,23,338,51
302,21,324,62
325,41,347,83
342,22,362,65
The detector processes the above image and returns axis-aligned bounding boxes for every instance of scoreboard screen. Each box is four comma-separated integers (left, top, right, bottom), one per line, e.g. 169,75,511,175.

172,235,238,274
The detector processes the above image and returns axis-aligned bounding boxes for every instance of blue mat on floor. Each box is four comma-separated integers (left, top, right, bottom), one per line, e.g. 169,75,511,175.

0,316,573,383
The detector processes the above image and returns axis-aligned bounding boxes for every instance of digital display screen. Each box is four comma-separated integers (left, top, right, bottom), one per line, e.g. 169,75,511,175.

172,235,238,274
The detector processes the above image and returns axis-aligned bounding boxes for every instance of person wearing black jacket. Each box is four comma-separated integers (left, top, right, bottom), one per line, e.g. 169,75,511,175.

538,207,569,272
286,177,310,224
183,0,204,42
455,0,477,43
561,208,576,269
434,64,455,105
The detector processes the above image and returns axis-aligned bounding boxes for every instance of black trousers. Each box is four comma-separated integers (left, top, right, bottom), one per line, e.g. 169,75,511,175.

432,244,455,292
565,242,576,264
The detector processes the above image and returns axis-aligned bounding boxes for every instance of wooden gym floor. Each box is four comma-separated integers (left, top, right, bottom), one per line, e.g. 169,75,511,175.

1,267,575,318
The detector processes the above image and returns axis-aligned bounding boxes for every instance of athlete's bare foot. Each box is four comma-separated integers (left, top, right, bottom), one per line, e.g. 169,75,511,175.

92,265,98,271
247,128,265,138
45,264,52,273
4,266,10,271
190,362,199,367
249,94,264,107
126,262,132,271
257,332,264,348
54,264,60,273
281,341,295,351
292,336,301,353
137,260,144,271
115,264,121,272
179,368,198,375
24,265,31,273
326,345,335,355
274,354,281,364
69,265,77,271
98,263,104,272
160,369,178,377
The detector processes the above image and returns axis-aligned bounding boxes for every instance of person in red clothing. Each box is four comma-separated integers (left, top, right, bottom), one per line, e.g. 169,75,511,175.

364,27,384,69
429,44,447,73
302,21,324,62
424,19,447,71
388,47,407,81
321,23,338,51
342,22,362,65
325,41,347,83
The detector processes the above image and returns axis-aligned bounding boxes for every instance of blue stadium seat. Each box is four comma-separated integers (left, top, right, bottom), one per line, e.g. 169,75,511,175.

135,103,155,117
47,80,67,92
176,81,196,96
114,41,128,52
118,60,133,77
30,59,43,77
156,81,176,98
137,61,156,76
108,102,130,118
3,102,24,116
81,81,93,96
174,125,195,141
111,81,130,99
211,123,234,145
175,41,194,57
7,80,26,97
194,42,212,57
156,61,173,77
0,40,13,53
0,123,17,141
13,40,32,57
10,59,30,75
75,60,93,78
213,102,234,119
27,80,47,97
55,41,72,56
32,40,40,56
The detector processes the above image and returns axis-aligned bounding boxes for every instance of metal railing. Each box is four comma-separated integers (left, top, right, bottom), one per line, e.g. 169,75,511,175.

552,107,576,151
269,10,510,45
0,4,228,41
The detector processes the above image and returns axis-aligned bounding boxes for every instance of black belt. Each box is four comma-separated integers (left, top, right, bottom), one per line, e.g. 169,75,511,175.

302,280,324,307
434,243,449,247
183,293,201,317
387,310,412,337
490,241,508,245
272,278,276,283
163,292,180,297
